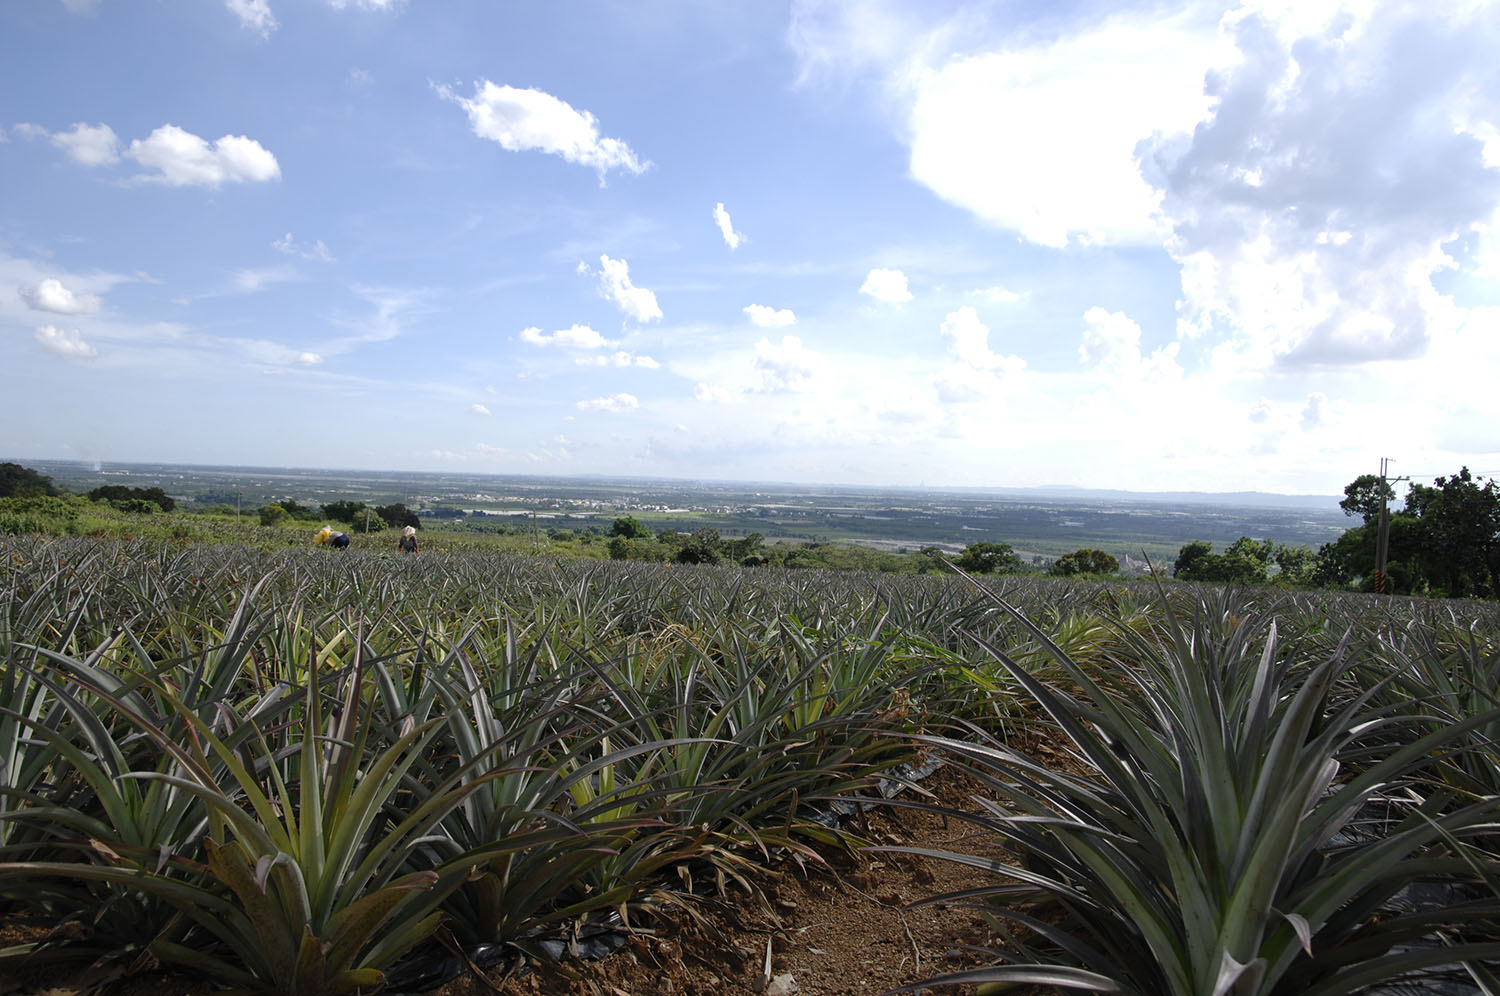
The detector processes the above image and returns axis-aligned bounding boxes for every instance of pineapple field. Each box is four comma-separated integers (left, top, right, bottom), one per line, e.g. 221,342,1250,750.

2,535,1499,995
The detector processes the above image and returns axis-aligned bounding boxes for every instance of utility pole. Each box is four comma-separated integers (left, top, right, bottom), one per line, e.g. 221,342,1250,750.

1373,457,1410,594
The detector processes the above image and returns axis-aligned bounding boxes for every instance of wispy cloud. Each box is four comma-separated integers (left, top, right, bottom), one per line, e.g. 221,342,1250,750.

226,0,278,37
35,324,98,359
231,265,300,294
577,393,639,413
519,324,613,349
576,351,660,368
273,233,335,262
970,285,1024,304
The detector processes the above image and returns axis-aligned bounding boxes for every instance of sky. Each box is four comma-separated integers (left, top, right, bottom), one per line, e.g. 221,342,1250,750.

3,0,1499,495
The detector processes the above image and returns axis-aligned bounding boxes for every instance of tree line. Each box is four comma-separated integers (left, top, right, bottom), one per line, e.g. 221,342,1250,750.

1175,467,1500,599
0,464,420,534
257,499,420,532
603,516,1121,576
0,463,178,513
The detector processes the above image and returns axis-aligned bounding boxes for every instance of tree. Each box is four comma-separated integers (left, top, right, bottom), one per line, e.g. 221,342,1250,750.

609,516,651,539
723,532,765,564
955,542,1022,575
1313,516,1422,593
88,485,174,513
0,463,59,499
675,527,722,566
1222,537,1274,583
321,500,366,524
1174,538,1271,585
1404,467,1500,598
912,546,951,575
1272,543,1317,586
1173,540,1216,581
1339,473,1396,524
1317,468,1500,597
276,499,322,521
258,504,290,527
374,503,420,531
1050,549,1119,576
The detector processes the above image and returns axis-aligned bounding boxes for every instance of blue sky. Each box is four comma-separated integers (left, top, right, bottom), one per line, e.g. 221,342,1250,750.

3,0,1498,494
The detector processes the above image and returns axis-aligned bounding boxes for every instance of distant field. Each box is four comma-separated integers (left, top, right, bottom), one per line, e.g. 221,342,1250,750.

23,459,1350,566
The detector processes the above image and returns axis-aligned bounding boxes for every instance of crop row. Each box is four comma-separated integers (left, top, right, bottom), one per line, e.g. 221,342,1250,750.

2,536,1499,994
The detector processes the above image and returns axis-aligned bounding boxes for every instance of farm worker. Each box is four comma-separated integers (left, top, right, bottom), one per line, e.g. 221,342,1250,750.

398,525,419,553
315,526,351,549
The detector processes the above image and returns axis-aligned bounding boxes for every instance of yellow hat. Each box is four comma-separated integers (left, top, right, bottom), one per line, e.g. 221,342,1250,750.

403,525,416,537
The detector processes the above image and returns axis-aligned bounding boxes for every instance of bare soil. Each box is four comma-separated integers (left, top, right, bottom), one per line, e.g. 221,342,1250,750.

1,767,1038,996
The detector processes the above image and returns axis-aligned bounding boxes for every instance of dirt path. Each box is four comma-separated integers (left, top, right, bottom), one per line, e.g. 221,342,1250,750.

3,768,1024,996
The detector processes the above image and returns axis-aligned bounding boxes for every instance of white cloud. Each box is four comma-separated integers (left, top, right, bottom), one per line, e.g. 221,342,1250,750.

1301,392,1326,431
35,325,97,359
296,352,322,365
1144,4,1500,371
519,324,612,349
860,267,912,302
694,382,737,403
577,393,639,413
436,80,646,180
50,122,119,166
22,278,101,315
714,202,743,249
939,307,1006,369
970,286,1024,304
231,265,298,294
273,233,335,262
792,1,1223,247
126,125,280,187
1078,306,1182,380
226,0,277,37
470,403,492,416
934,307,1029,403
577,351,660,368
593,255,662,322
906,11,1220,248
744,304,797,327
754,335,821,393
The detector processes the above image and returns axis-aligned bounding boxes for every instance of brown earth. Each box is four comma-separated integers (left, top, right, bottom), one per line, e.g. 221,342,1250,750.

2,766,1045,996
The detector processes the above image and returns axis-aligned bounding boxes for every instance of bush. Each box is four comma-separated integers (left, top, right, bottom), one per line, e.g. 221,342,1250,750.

0,495,80,535
258,504,290,527
1050,549,1119,576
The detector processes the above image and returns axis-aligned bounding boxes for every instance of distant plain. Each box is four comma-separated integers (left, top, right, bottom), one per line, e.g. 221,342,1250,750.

24,459,1350,569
